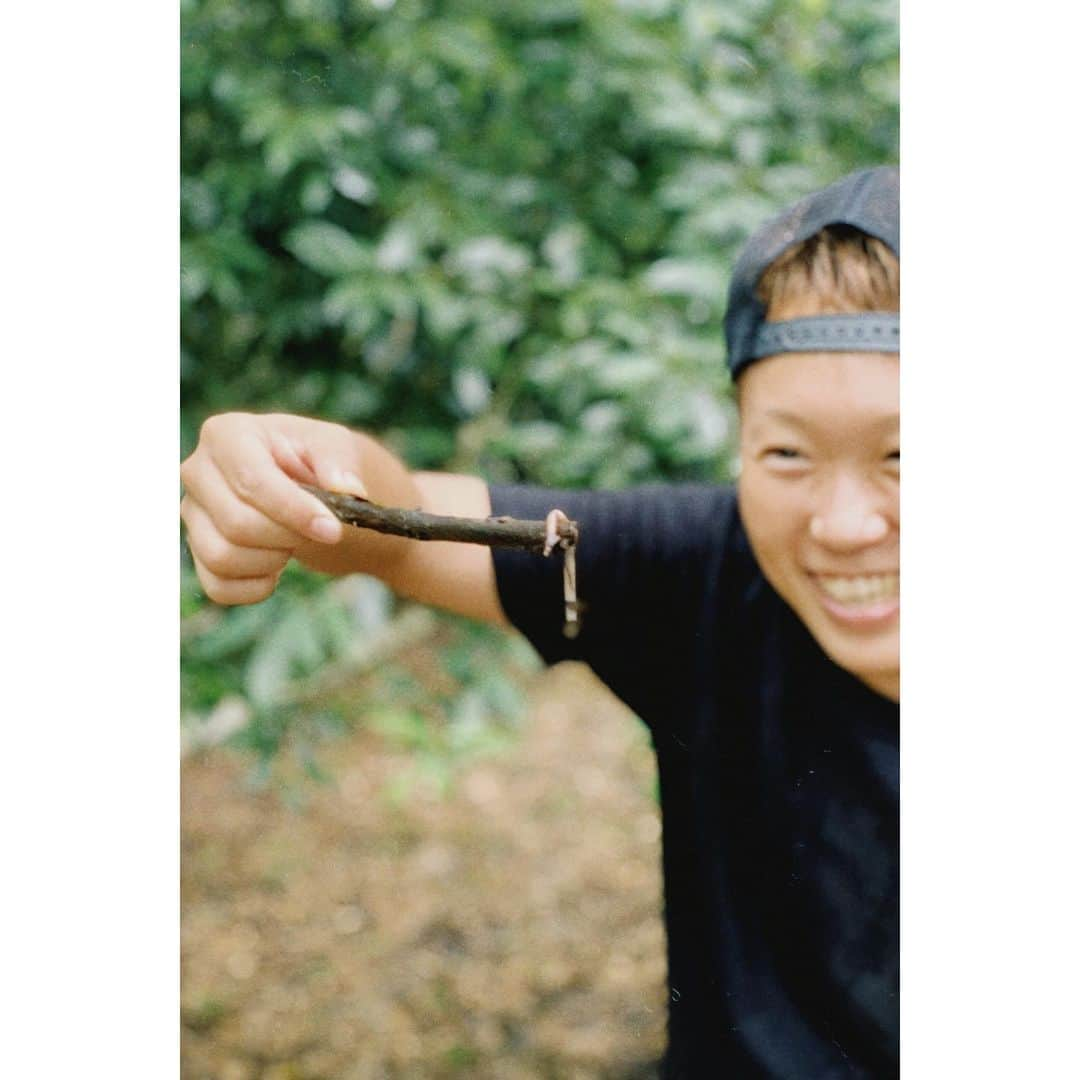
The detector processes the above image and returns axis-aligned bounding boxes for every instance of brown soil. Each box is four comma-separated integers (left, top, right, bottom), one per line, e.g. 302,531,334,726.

181,662,668,1080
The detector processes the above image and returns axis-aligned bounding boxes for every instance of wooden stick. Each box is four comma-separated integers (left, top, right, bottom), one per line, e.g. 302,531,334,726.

302,485,583,638
302,485,579,553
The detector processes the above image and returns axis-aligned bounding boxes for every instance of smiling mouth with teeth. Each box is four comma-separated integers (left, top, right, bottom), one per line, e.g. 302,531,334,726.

814,573,898,604
808,573,900,624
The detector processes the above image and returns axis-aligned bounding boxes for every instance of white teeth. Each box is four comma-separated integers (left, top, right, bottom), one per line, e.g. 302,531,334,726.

815,574,898,606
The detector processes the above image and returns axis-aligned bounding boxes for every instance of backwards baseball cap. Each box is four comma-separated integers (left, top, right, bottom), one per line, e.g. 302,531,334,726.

723,165,899,380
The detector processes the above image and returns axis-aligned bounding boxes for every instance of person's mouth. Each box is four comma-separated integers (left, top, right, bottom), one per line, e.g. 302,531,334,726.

808,572,899,625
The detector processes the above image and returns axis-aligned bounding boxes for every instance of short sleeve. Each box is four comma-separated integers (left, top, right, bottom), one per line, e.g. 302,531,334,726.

488,484,741,726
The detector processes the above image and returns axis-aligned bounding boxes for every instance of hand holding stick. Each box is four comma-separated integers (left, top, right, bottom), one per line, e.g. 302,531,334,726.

302,485,582,638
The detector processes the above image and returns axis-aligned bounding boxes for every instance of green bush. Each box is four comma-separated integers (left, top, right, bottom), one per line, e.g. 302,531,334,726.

180,0,898,777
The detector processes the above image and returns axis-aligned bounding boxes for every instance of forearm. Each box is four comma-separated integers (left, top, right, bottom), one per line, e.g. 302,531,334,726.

299,460,507,625
181,411,505,618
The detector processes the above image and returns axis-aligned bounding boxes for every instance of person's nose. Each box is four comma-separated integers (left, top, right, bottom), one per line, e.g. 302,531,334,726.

809,471,889,549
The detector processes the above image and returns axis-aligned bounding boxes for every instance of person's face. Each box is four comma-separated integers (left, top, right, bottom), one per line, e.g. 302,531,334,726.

737,351,899,700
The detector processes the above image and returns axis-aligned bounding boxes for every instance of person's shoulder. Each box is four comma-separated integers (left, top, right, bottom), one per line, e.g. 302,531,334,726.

609,481,740,544
488,481,739,554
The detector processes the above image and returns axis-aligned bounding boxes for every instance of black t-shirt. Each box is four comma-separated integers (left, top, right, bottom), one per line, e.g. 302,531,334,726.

488,483,899,1079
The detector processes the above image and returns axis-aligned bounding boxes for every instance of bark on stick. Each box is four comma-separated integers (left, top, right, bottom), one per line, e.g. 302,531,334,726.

302,485,580,554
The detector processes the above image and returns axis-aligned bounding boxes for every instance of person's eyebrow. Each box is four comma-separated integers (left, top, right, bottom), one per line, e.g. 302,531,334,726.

753,408,900,434
760,409,814,430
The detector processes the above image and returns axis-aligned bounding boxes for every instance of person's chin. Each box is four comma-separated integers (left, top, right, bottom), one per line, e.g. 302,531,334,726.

817,627,898,691
791,591,898,684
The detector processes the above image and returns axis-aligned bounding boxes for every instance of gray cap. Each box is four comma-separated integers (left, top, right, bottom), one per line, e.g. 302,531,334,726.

723,165,899,379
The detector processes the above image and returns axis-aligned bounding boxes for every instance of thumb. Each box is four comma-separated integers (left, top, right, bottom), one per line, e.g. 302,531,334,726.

314,460,369,501
270,424,370,501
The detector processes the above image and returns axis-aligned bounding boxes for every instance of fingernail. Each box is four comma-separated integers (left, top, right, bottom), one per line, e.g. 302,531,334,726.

311,515,340,543
331,469,368,498
342,471,368,498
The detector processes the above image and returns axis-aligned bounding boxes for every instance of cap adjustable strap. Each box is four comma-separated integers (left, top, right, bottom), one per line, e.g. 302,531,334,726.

750,313,899,359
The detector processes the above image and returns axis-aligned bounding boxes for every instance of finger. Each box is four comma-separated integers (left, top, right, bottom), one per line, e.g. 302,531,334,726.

210,430,345,544
268,425,369,500
190,552,282,607
181,497,292,580
184,463,313,550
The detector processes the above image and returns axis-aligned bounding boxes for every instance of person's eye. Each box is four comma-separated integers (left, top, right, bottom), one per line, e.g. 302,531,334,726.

885,450,900,467
762,447,809,469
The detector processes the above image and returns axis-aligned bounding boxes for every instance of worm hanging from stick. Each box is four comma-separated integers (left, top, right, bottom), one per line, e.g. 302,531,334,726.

303,485,582,638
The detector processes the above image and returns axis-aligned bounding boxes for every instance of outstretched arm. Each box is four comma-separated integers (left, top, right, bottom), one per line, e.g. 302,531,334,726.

180,411,509,626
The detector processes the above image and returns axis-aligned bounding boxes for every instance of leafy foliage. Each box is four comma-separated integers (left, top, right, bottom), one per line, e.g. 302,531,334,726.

180,0,897,778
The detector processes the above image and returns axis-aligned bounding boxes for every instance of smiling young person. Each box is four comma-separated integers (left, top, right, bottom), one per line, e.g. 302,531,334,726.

738,222,900,702
181,166,900,1078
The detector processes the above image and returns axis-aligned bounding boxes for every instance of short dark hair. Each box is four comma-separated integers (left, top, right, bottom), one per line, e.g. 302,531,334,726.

755,225,899,322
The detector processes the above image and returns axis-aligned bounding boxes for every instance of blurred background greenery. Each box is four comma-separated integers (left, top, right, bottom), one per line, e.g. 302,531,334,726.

180,0,898,785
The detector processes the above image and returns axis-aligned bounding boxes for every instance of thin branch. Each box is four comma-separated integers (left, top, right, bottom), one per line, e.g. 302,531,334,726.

304,485,583,639
303,485,579,554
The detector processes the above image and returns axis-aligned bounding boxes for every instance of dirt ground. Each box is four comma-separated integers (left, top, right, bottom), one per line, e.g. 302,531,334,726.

181,661,668,1080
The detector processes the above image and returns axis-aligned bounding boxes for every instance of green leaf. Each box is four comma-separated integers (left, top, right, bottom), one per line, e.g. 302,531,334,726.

285,221,372,277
